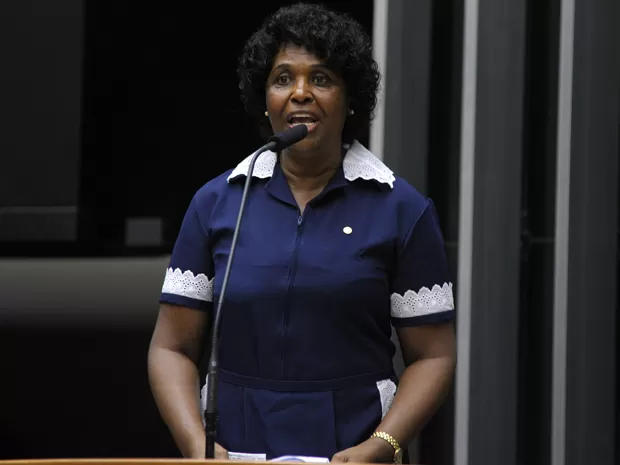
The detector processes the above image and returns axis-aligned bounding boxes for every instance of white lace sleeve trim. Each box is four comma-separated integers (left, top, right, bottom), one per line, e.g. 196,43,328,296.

390,282,454,318
162,267,214,302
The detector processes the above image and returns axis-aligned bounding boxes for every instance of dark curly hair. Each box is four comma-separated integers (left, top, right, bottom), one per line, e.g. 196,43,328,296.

237,2,381,144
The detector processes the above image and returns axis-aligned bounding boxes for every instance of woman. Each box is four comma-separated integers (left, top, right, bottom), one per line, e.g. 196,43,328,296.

148,3,456,463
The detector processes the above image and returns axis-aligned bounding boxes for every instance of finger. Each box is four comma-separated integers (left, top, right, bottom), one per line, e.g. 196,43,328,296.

215,443,229,460
331,454,349,463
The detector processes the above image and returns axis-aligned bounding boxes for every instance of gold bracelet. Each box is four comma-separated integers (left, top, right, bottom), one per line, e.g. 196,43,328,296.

371,431,403,464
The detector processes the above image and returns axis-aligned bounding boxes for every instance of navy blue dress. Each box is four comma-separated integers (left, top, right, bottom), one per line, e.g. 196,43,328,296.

159,141,455,460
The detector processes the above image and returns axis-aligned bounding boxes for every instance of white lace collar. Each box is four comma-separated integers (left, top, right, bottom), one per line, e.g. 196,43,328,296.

226,140,396,189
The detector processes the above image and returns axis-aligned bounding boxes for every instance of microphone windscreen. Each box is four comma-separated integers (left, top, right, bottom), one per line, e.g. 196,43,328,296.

268,125,309,151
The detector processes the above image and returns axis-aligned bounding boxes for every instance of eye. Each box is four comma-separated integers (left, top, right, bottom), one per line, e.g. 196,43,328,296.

275,74,291,86
311,74,330,86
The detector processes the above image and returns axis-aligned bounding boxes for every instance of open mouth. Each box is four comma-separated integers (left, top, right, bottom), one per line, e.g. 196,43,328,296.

286,115,319,132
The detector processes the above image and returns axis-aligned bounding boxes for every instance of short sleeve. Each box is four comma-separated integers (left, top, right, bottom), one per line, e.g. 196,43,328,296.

390,198,455,327
159,194,214,311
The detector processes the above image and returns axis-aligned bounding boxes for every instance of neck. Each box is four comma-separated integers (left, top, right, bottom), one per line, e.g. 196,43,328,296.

280,143,342,191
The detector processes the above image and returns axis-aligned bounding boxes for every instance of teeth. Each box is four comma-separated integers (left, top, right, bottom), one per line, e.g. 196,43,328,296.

289,116,316,123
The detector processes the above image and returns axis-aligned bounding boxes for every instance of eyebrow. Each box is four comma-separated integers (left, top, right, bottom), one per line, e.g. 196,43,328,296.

271,63,330,73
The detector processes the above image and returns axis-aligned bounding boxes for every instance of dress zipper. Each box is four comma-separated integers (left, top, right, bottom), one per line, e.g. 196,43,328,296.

281,213,304,376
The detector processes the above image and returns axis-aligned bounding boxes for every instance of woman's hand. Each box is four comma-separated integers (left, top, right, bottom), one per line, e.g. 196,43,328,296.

189,441,229,460
331,437,394,463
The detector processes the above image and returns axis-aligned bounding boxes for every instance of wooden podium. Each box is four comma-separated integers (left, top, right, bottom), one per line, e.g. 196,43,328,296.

0,458,415,464
0,460,406,465
0,460,422,465
0,458,417,465
0,456,417,465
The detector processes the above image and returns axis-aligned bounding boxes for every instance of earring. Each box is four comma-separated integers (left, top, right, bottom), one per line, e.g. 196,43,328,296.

265,111,269,117
349,109,355,116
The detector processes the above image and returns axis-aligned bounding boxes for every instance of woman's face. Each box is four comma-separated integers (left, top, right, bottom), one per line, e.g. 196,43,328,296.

265,44,348,153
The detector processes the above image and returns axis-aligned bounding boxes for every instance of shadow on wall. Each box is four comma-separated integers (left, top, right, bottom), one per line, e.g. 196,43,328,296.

0,257,183,459
0,326,179,459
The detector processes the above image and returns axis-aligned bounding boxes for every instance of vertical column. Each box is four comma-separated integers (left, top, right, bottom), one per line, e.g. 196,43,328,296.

550,0,574,463
380,0,433,194
455,1,527,465
370,0,388,160
552,0,619,464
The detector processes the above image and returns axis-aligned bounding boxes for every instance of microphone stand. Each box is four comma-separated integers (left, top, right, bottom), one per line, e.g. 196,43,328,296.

203,125,307,459
203,140,276,459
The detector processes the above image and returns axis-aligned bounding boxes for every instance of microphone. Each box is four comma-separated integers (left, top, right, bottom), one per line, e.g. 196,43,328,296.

204,124,308,459
267,124,309,151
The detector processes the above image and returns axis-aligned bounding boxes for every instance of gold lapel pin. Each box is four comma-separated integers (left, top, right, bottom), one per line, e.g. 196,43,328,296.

343,226,353,235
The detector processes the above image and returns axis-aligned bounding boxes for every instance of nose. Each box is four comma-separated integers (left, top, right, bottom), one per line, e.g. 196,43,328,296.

291,78,313,104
